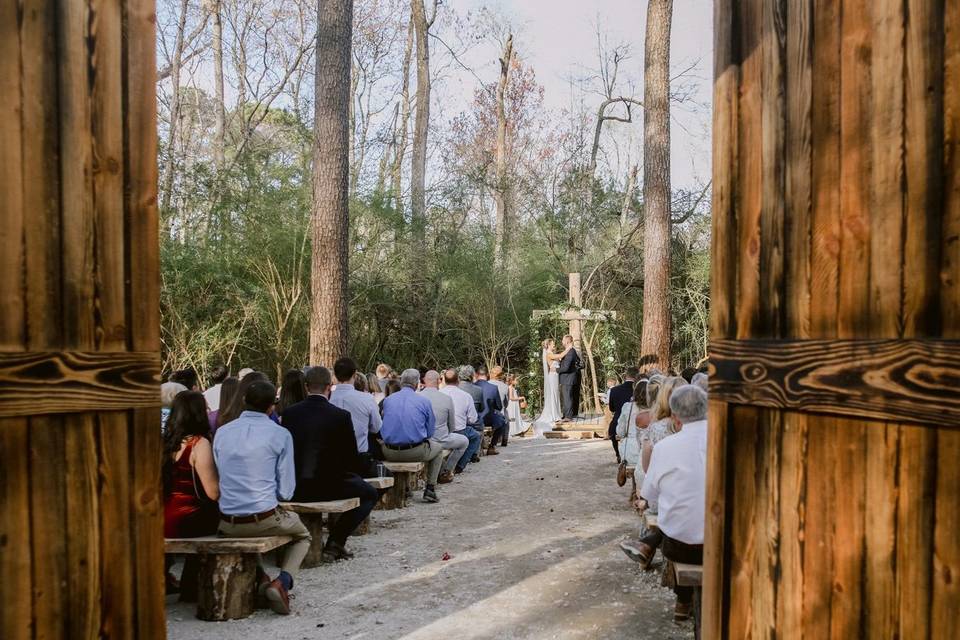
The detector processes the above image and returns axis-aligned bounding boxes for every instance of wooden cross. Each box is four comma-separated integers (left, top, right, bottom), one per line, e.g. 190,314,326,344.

532,273,617,415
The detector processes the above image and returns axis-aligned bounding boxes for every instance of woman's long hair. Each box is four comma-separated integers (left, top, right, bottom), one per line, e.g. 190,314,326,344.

162,391,211,494
216,376,240,417
652,376,686,421
278,369,307,416
366,373,382,395
218,371,270,428
632,380,649,408
353,372,368,392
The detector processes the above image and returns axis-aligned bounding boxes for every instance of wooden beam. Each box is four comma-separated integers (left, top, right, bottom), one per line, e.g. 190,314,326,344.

709,338,960,427
0,351,159,418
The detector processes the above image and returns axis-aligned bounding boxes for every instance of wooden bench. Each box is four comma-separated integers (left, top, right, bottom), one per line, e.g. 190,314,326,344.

480,426,494,454
643,512,658,530
672,561,703,639
280,498,360,567
165,535,292,621
376,462,423,509
349,476,395,535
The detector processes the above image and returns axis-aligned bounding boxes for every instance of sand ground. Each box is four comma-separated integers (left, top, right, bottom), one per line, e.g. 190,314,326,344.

166,437,694,640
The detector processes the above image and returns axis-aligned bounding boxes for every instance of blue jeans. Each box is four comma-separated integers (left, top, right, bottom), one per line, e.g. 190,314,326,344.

454,427,482,471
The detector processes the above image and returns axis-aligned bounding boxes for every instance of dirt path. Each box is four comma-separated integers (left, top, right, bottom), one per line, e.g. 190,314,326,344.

167,437,694,639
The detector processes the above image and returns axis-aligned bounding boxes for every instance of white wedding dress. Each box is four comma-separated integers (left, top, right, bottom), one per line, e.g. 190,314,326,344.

533,349,562,435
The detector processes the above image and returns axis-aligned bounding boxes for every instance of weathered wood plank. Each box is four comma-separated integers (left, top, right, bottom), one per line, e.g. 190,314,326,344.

282,498,360,514
709,338,960,427
164,536,293,555
726,406,758,639
130,407,165,640
0,351,160,417
932,429,960,638
674,563,704,588
65,414,101,639
364,476,395,489
864,422,899,638
383,461,424,473
99,413,134,638
775,410,807,636
801,416,835,638
0,419,32,640
943,0,960,337
750,409,780,640
703,399,731,639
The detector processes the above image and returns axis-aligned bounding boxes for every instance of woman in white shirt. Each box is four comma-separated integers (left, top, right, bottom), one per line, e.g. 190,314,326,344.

615,380,650,466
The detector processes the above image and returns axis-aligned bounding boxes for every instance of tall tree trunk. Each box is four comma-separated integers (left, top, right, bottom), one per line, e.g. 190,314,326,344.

640,0,673,369
493,34,514,270
311,0,353,366
409,0,432,250
391,17,414,211
211,0,226,171
160,0,190,218
620,164,638,230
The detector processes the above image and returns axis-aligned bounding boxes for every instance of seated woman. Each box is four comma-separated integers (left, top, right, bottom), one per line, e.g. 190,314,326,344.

615,380,650,467
207,376,238,434
163,391,220,598
277,369,307,420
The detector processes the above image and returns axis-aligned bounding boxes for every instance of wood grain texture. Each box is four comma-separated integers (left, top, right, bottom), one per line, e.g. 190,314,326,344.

0,350,159,417
0,419,32,640
281,498,361,514
709,338,960,427
164,536,294,554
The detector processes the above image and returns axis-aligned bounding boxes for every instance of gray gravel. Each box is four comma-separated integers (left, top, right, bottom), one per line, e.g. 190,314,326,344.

166,437,694,640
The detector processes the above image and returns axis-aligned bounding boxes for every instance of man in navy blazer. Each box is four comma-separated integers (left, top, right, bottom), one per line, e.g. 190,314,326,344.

475,366,507,455
557,334,583,421
607,366,639,463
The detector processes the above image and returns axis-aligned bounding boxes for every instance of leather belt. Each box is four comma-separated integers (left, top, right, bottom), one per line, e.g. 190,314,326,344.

220,506,277,524
383,439,427,451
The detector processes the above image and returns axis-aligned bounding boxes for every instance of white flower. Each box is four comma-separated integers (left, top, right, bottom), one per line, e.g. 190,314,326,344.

581,308,591,316
607,355,614,362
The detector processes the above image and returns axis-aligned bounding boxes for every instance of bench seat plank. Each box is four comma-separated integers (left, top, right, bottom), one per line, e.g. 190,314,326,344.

644,513,659,529
674,562,703,587
164,535,291,554
383,462,423,473
364,477,395,489
281,498,360,514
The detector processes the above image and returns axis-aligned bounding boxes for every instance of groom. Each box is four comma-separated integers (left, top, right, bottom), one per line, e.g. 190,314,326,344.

557,334,582,422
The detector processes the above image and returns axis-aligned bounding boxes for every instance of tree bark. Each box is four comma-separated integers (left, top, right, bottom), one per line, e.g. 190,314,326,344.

391,17,414,211
159,0,190,217
211,0,226,172
409,0,433,250
311,0,353,366
493,34,514,270
640,0,673,369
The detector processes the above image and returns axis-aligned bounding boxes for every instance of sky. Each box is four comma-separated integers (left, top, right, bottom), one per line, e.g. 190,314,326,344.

453,0,714,189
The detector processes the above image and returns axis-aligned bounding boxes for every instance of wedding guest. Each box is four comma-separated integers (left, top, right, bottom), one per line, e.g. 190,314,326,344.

638,385,708,621
277,369,307,418
457,365,486,430
420,370,469,483
214,381,310,615
353,372,368,392
379,369,445,503
375,363,391,389
161,382,188,433
608,366,639,463
691,372,708,393
238,367,255,380
217,371,280,428
162,390,221,597
441,369,483,473
203,365,229,411
282,366,378,562
641,376,687,473
367,374,385,403
489,366,511,446
170,367,200,391
557,335,583,422
208,376,239,433
506,374,528,437
615,380,650,466
330,357,384,478
475,366,507,455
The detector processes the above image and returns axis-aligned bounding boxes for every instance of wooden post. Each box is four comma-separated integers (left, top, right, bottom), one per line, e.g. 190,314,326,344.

195,554,257,621
567,272,583,350
299,513,326,568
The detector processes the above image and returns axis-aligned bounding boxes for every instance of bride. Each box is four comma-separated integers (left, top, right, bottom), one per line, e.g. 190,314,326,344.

533,338,566,434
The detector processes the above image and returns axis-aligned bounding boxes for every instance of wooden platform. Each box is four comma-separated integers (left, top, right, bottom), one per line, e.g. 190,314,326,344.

545,414,607,438
543,429,600,440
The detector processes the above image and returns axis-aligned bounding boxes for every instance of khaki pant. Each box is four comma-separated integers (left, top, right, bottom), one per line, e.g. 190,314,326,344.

218,508,311,577
381,440,444,487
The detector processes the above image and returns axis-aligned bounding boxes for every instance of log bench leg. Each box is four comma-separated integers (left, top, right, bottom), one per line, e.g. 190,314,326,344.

376,472,411,510
195,553,257,621
480,430,492,454
693,586,702,640
300,512,326,568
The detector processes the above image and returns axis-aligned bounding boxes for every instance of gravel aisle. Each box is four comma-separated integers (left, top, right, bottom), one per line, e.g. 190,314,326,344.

167,437,694,639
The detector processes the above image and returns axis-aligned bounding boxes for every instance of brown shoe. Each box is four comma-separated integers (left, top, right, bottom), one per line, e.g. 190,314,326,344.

438,470,454,484
255,567,271,609
674,600,692,622
264,578,290,615
625,540,656,570
486,447,500,456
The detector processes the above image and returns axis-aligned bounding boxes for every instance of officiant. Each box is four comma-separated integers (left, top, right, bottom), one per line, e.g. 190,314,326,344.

557,334,583,422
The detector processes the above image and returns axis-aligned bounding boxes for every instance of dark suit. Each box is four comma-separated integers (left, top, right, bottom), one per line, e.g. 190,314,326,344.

476,379,507,447
607,380,635,462
557,347,582,419
281,395,378,545
459,381,486,428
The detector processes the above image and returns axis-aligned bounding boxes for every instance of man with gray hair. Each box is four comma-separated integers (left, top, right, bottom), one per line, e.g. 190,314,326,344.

420,370,469,483
691,372,708,393
380,368,446,502
457,365,486,433
637,384,708,621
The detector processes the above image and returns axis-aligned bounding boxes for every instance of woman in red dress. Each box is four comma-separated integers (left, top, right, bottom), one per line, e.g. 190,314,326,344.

163,391,220,596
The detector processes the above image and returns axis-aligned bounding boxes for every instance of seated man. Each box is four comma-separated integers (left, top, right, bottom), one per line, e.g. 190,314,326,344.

457,365,486,437
214,381,311,615
380,368,445,503
419,370,469,483
637,385,708,622
475,366,507,455
329,356,389,480
440,368,483,474
282,366,379,562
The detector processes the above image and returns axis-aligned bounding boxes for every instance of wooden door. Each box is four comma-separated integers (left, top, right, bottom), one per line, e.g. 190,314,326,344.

0,1,164,638
706,0,958,638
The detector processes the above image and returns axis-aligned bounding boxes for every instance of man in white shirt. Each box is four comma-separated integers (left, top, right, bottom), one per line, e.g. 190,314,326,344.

637,384,707,621
330,357,385,478
439,368,483,473
420,370,469,483
203,365,229,411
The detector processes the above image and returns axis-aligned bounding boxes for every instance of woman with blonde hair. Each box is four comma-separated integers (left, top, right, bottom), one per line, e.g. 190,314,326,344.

641,376,687,472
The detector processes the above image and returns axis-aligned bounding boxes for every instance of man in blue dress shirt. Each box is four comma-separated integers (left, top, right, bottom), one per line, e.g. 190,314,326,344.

214,381,311,615
330,356,387,478
379,368,445,503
